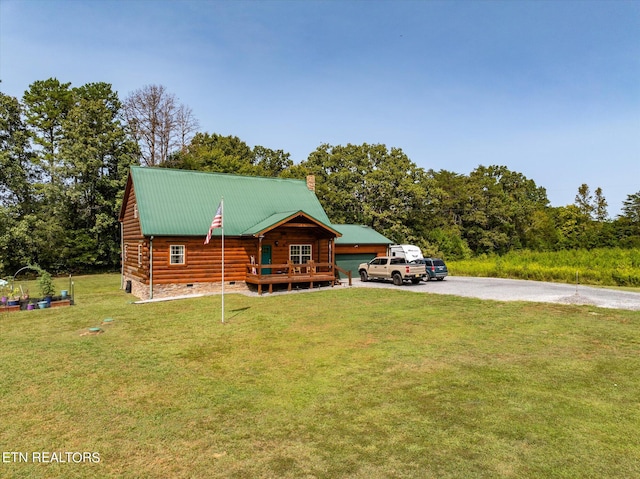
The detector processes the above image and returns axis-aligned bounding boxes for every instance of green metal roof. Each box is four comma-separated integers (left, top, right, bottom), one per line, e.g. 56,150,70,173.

333,224,393,245
126,167,334,237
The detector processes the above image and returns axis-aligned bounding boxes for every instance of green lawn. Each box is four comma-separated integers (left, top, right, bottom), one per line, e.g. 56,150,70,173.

1,274,639,478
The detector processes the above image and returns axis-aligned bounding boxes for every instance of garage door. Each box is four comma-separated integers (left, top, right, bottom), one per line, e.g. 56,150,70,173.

336,253,377,279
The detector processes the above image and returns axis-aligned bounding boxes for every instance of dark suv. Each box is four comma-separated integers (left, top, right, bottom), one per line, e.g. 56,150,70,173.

412,258,448,281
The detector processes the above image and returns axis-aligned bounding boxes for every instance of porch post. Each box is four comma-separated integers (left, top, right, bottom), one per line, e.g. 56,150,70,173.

258,235,264,279
330,238,335,268
330,238,335,282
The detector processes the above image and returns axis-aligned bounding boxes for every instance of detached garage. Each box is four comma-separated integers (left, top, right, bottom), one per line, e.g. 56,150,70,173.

334,225,393,279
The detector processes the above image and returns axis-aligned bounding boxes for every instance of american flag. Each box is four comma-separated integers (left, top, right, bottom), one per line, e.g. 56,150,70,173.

204,202,223,244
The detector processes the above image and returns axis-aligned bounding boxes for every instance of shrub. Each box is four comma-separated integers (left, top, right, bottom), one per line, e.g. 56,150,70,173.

37,270,55,297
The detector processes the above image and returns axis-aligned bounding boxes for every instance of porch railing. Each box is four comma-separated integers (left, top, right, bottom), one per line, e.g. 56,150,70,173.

246,260,335,278
334,264,352,286
245,260,338,294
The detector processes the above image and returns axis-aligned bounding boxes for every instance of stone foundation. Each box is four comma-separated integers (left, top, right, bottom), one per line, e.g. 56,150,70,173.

124,276,250,301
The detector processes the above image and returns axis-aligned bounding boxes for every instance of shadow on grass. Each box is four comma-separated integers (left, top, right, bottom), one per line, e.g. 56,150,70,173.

228,306,251,320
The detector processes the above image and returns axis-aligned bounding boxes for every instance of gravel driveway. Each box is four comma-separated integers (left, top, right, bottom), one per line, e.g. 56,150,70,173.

348,276,640,311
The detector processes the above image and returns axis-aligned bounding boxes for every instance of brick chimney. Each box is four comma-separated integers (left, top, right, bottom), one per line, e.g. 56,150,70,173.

306,175,316,192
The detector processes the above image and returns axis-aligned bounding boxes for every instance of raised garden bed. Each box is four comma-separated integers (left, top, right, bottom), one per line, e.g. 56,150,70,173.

1,297,74,313
1,304,21,313
50,299,72,308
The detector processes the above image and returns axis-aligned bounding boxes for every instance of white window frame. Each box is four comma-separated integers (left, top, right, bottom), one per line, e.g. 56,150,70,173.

289,244,312,264
137,244,143,267
170,245,185,265
133,203,138,219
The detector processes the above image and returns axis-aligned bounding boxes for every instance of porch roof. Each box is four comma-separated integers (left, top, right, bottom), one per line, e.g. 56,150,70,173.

242,211,341,237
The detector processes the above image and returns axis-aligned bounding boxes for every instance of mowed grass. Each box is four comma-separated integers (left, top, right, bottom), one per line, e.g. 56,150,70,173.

1,275,639,478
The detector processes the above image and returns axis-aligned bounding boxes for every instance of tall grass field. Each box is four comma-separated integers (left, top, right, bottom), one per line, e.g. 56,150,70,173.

449,247,640,287
1,274,639,478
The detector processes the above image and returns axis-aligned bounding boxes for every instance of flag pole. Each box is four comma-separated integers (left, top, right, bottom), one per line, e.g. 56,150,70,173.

221,197,224,324
204,198,224,323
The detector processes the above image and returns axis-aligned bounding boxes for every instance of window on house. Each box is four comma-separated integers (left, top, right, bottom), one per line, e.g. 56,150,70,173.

133,204,138,219
138,244,142,267
170,245,185,265
124,244,128,262
290,244,311,264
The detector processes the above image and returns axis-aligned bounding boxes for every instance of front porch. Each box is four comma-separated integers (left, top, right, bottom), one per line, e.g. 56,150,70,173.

245,260,340,295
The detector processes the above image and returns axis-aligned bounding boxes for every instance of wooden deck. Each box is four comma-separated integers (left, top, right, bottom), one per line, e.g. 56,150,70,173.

245,261,338,295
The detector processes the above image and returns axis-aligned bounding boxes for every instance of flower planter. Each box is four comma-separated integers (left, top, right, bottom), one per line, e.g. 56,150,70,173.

7,300,20,306
27,304,35,311
37,301,48,309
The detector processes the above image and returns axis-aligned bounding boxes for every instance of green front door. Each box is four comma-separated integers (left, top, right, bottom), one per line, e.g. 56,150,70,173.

261,245,272,274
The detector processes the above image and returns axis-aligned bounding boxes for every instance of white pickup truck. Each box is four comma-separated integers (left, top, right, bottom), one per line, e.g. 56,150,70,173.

358,256,426,285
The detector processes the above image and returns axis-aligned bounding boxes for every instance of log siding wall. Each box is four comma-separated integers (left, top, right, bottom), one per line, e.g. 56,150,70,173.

151,230,332,285
151,236,251,284
121,188,149,286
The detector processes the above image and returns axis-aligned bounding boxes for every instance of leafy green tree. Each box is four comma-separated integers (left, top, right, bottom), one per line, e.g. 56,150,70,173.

522,208,560,251
574,183,595,218
0,79,138,275
428,166,551,255
18,79,74,271
166,133,292,178
60,82,139,269
621,191,640,223
166,132,255,173
301,143,370,224
423,226,472,259
0,213,55,274
615,191,640,247
0,92,39,276
594,187,608,222
0,93,34,211
454,166,549,254
570,184,613,248
22,78,73,184
575,183,608,222
252,145,293,177
299,143,435,246
0,207,11,274
554,204,595,249
426,169,466,229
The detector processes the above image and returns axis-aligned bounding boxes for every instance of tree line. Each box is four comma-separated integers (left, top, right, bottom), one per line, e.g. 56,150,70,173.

1,79,639,276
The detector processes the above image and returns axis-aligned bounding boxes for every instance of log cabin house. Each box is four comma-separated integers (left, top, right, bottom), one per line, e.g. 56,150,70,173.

119,167,392,299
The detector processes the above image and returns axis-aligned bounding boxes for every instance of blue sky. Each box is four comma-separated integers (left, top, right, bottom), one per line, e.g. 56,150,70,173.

2,0,639,216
